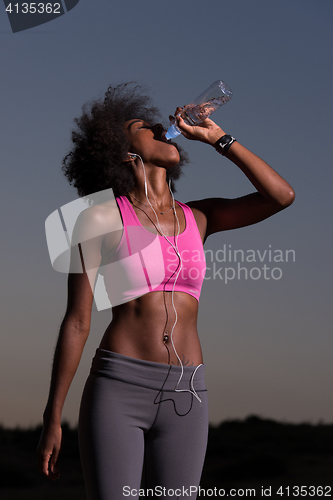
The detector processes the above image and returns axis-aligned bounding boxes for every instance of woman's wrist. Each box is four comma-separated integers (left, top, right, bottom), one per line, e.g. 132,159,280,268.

43,416,62,429
206,128,226,146
43,404,62,427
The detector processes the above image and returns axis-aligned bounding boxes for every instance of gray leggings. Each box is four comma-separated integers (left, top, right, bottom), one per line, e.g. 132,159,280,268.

78,349,209,499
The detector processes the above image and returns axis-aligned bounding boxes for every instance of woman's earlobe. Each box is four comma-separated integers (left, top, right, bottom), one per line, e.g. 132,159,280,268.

124,153,137,163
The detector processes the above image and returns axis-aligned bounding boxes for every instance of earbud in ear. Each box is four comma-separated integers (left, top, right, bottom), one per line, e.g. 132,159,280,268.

123,153,137,163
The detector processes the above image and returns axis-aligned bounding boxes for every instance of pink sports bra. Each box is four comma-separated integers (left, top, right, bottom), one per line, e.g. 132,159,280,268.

103,196,206,306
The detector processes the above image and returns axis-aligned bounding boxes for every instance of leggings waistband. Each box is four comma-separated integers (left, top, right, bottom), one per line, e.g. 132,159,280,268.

90,348,206,392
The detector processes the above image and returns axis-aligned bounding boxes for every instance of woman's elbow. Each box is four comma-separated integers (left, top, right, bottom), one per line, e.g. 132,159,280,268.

281,187,295,208
273,186,295,210
61,314,91,338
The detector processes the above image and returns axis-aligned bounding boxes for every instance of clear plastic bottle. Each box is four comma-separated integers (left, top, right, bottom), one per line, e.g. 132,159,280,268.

165,80,232,140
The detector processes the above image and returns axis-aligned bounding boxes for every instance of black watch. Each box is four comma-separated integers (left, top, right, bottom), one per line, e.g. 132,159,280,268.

214,134,237,155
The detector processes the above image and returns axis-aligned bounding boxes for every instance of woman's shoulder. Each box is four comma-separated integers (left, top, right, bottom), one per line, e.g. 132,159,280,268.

71,198,123,246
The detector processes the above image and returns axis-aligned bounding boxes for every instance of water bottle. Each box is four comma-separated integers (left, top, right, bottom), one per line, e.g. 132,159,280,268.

165,80,232,140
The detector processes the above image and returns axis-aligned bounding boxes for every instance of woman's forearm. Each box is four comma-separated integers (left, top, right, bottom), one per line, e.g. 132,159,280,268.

223,141,295,207
43,316,90,426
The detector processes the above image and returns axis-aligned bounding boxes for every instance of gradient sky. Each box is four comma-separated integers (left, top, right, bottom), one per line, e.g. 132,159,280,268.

1,0,332,427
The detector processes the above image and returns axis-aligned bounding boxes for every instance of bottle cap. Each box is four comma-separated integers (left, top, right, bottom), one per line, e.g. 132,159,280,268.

165,123,181,139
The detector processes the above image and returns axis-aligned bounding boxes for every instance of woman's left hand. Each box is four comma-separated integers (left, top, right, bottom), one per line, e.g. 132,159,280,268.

171,107,225,145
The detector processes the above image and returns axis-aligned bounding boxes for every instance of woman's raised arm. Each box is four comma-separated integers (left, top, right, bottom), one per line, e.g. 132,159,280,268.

175,113,295,237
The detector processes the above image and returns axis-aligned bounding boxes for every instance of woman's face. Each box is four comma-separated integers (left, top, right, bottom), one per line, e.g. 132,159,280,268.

124,119,180,168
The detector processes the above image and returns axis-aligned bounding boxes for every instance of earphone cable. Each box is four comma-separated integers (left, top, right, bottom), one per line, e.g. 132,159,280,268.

131,153,202,403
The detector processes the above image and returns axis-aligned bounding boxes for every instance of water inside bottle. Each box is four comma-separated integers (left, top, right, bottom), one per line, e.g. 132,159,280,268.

184,96,231,126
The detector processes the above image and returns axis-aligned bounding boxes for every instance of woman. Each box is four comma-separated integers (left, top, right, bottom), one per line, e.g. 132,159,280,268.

37,83,295,499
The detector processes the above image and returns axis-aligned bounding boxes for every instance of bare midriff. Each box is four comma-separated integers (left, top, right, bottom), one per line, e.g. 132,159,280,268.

99,290,203,366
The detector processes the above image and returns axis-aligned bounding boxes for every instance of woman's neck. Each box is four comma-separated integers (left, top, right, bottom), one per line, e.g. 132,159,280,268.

128,163,173,211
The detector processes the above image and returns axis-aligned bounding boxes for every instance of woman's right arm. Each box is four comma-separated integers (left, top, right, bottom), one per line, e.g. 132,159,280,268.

37,206,106,480
36,271,94,479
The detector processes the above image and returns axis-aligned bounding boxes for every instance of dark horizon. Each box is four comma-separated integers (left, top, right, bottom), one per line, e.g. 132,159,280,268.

1,415,332,499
